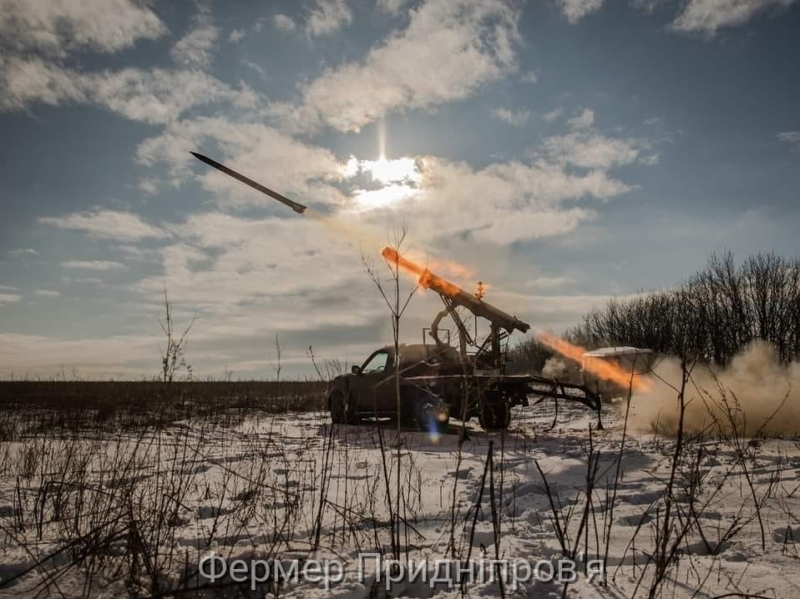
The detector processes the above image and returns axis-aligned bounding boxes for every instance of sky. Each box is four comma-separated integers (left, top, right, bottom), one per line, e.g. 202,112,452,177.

1,0,799,380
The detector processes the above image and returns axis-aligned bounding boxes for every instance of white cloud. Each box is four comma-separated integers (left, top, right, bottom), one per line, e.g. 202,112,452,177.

541,131,648,169
75,68,257,124
0,0,167,56
557,0,604,23
0,59,258,123
61,276,103,286
377,0,411,13
9,248,38,257
473,208,597,244
0,332,161,377
778,131,800,149
671,0,798,36
229,28,246,43
35,289,60,297
543,108,564,122
0,293,22,305
269,0,521,133
62,260,127,271
384,156,634,244
491,107,530,127
138,178,159,196
0,56,86,110
171,21,219,69
117,245,161,262
273,14,297,32
520,70,538,83
306,0,353,37
630,0,666,13
41,209,167,241
567,108,595,130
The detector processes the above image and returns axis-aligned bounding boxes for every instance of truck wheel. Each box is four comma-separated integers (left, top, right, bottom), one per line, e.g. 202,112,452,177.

479,399,510,431
329,388,357,424
415,396,450,433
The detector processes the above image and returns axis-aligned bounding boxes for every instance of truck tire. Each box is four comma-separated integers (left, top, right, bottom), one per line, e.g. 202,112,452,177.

329,388,357,424
479,399,511,431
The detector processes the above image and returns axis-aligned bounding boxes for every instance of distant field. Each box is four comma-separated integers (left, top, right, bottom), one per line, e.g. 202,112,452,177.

0,380,327,438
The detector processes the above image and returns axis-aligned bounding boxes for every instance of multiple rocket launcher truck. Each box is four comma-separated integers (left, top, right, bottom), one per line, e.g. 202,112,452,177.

327,247,606,432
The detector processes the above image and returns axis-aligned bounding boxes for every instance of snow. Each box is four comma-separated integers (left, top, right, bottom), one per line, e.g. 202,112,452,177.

0,398,798,598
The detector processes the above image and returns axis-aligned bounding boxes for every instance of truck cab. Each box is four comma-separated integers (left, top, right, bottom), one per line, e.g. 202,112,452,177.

327,344,464,431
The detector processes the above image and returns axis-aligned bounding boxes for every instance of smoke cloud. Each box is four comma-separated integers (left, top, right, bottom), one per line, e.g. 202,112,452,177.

542,356,570,380
630,342,800,437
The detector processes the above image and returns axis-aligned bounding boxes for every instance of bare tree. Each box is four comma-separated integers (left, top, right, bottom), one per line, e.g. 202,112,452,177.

273,333,282,383
158,288,195,384
363,225,418,560
564,251,800,366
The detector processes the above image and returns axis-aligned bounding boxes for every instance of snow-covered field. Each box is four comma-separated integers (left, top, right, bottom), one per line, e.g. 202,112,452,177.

0,397,798,598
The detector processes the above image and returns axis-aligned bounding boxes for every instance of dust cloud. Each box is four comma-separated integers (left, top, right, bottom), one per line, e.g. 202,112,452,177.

630,342,800,437
542,356,571,380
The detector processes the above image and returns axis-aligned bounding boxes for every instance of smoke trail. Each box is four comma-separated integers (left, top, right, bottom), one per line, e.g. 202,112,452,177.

630,342,800,437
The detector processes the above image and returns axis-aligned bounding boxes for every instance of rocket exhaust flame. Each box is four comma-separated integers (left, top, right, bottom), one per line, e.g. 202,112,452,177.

382,247,530,335
382,247,474,299
535,331,653,392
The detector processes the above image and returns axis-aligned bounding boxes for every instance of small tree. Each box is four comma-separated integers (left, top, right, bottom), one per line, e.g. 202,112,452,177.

363,225,418,560
158,288,195,384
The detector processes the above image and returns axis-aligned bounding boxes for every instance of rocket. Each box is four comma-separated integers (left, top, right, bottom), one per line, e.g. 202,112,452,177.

190,152,307,214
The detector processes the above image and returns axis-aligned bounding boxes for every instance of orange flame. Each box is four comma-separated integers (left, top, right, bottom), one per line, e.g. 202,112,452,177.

536,332,653,392
382,247,463,297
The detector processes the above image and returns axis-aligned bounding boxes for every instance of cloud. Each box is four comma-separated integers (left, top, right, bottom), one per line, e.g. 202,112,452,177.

544,107,564,122
379,156,634,244
9,248,38,257
124,215,390,347
0,293,22,305
0,56,86,110
135,117,346,207
138,178,159,196
35,289,60,297
778,131,800,150
520,70,538,83
0,332,161,377
0,59,258,123
541,131,649,169
171,18,218,69
269,0,521,133
0,0,167,56
306,0,353,37
491,107,530,127
671,0,798,36
273,14,297,32
472,208,597,244
557,0,604,23
630,0,667,13
567,108,595,129
377,0,411,13
229,29,246,43
40,209,168,241
62,260,127,271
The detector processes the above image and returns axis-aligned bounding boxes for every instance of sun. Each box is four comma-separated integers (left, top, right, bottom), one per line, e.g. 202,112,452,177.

344,155,422,210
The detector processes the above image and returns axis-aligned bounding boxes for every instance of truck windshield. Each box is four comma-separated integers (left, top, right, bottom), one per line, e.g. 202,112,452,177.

361,351,389,374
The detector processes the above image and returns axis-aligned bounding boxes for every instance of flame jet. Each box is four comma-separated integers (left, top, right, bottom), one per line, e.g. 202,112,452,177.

190,152,307,214
381,247,529,335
